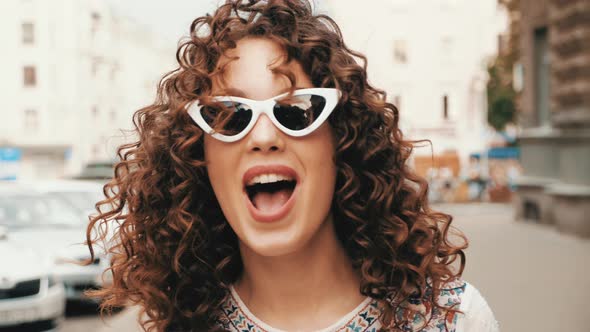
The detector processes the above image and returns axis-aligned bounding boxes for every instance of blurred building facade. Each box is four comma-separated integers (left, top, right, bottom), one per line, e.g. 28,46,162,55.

0,0,171,180
322,0,508,171
515,0,590,236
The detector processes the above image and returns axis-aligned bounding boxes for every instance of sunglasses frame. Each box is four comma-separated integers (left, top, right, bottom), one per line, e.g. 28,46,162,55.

186,88,341,143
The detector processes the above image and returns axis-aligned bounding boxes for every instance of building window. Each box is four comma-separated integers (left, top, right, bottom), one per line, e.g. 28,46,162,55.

534,27,551,126
393,40,407,63
24,109,38,130
22,22,34,44
23,66,36,87
91,11,101,37
443,95,449,120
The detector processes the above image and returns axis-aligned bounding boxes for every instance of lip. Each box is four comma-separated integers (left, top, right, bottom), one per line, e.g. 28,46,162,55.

242,165,299,186
242,165,299,223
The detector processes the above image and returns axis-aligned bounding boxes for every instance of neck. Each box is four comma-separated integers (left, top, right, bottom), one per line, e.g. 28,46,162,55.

234,216,365,330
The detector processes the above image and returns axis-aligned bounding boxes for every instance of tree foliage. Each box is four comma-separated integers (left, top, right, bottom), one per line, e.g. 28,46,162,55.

487,59,516,131
486,0,520,131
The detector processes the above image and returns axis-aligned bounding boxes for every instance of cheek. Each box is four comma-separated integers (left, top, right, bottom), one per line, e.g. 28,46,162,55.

306,130,338,195
203,136,216,164
315,126,337,171
204,137,231,194
204,138,217,179
313,148,336,181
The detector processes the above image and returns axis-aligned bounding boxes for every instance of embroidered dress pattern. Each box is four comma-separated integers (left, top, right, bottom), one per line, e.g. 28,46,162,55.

395,279,466,332
215,280,466,332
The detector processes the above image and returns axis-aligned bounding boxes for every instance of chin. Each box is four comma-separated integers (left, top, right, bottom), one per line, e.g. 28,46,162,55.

252,245,297,258
241,231,309,258
241,217,333,258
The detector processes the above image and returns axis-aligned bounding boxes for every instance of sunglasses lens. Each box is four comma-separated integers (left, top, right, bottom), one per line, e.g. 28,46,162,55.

273,94,327,131
200,101,253,136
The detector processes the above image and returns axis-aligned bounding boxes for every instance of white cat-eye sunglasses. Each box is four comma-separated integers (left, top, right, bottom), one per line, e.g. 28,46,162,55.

186,88,341,142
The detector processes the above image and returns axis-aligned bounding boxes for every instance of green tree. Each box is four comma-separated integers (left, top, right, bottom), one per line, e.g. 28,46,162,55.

486,0,520,131
487,59,516,131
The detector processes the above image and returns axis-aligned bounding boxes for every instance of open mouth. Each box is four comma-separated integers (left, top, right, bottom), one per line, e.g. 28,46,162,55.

245,179,297,213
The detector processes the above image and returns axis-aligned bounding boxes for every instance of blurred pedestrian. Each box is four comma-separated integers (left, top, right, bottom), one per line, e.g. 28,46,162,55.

86,1,498,331
465,155,485,201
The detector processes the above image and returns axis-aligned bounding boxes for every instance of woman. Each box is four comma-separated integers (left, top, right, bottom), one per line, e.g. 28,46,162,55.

87,0,498,331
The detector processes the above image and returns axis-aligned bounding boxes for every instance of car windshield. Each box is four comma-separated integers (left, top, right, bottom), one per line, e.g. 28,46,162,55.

52,191,103,214
0,194,80,228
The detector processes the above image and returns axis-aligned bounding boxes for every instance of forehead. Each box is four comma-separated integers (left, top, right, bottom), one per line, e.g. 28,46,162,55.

212,37,312,99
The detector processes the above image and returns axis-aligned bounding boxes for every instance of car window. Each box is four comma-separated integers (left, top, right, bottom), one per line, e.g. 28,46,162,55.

0,194,79,228
53,191,104,214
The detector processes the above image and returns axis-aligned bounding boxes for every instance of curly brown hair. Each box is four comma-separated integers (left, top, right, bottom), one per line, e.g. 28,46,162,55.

86,0,468,331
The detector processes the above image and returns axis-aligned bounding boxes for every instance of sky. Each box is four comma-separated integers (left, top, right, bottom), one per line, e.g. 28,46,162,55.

106,0,221,42
106,0,328,49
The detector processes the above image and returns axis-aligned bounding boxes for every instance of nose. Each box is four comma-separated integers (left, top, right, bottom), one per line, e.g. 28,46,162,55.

245,114,285,153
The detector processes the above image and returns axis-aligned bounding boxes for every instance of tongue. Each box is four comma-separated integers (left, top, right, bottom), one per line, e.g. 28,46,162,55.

252,189,292,212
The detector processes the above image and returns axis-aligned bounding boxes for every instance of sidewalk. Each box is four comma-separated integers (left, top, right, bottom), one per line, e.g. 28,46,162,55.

437,203,590,332
94,203,590,332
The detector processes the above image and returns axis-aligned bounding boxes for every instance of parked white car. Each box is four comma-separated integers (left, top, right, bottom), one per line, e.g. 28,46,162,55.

0,182,111,304
33,180,104,214
0,225,66,331
33,180,113,300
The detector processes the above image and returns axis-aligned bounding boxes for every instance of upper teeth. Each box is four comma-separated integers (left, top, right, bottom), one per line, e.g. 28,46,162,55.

247,173,295,186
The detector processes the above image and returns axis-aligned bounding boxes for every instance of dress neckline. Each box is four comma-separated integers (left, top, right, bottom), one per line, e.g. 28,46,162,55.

228,285,376,332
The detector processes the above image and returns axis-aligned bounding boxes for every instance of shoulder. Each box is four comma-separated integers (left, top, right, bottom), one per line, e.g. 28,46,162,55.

392,279,466,331
455,281,500,332
436,278,468,306
393,279,499,332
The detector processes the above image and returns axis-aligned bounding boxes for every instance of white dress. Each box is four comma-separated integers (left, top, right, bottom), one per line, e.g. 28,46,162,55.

455,283,499,332
215,280,499,331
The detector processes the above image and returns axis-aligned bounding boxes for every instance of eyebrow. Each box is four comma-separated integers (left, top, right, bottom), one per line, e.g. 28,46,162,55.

214,86,307,98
